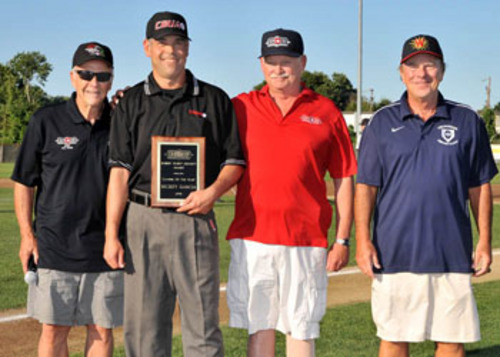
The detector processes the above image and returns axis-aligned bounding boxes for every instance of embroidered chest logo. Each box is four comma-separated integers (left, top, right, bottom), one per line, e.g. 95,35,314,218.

300,115,323,125
437,125,458,146
55,136,80,150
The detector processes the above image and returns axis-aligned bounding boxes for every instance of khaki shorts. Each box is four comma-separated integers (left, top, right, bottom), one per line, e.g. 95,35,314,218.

227,239,327,340
28,269,124,328
372,273,480,343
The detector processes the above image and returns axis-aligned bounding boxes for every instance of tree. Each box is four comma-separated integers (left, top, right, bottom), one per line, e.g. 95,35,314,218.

480,107,497,140
252,70,355,111
0,52,53,143
494,101,500,113
8,52,52,105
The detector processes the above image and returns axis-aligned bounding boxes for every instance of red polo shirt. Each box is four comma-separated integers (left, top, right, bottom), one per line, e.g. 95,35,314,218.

227,85,357,247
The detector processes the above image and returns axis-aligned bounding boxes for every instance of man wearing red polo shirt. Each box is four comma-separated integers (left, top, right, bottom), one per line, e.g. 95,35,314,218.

226,28,357,357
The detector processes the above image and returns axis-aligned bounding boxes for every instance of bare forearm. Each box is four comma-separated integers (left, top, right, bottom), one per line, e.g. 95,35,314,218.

333,177,354,239
469,183,492,245
14,183,35,237
354,183,377,243
207,164,244,200
105,168,130,239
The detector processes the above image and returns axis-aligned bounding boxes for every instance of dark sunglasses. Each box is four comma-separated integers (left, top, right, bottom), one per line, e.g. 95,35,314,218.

75,70,113,82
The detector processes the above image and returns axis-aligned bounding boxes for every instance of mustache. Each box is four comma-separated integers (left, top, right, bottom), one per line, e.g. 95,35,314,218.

160,55,178,61
269,73,289,79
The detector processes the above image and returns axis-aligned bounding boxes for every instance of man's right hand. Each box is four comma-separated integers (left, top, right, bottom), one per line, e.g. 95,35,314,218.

355,240,381,278
104,235,125,269
19,232,38,274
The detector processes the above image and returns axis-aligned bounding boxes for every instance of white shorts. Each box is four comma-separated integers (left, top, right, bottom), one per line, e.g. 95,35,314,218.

226,239,327,340
372,273,480,343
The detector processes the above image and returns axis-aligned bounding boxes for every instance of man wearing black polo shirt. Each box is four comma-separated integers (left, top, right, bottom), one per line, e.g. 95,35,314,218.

104,11,245,357
12,42,123,357
356,35,498,357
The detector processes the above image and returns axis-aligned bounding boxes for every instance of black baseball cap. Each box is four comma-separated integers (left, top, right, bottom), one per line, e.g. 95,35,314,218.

72,42,113,67
260,28,304,58
401,34,443,64
146,11,190,40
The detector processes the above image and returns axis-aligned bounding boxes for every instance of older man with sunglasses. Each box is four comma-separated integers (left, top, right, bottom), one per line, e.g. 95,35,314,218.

12,42,123,357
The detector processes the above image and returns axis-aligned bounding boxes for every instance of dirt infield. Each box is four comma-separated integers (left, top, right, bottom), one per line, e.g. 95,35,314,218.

1,256,500,357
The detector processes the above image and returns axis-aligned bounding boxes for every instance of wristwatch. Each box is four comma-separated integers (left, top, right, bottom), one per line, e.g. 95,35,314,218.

335,238,350,247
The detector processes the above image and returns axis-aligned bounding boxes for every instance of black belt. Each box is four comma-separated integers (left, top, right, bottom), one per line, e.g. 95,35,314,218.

129,190,151,207
129,189,177,212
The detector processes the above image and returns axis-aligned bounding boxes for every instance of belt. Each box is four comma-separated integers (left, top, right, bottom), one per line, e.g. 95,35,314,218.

129,189,177,212
129,189,151,207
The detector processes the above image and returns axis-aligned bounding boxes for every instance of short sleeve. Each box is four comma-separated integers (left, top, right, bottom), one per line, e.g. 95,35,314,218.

219,93,246,167
468,118,498,187
356,121,382,186
327,111,357,178
109,96,134,171
11,114,43,187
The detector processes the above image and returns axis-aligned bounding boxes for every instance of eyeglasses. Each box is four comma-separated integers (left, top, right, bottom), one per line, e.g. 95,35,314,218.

75,70,113,82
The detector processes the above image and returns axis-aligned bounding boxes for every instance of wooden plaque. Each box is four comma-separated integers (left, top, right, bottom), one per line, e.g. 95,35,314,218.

151,136,205,207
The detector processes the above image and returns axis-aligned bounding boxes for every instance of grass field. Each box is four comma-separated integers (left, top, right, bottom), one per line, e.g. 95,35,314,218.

0,160,499,309
71,280,500,357
0,162,13,179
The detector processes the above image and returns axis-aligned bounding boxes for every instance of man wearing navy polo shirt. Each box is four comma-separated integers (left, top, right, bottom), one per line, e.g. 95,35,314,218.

356,34,497,357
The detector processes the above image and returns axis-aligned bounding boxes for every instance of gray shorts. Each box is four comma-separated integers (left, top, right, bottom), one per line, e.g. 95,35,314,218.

28,269,124,328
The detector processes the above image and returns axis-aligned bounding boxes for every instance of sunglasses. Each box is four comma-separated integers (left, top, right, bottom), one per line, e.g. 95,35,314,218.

75,70,113,82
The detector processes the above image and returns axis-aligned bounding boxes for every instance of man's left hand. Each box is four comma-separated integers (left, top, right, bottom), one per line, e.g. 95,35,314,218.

326,243,349,272
473,241,492,277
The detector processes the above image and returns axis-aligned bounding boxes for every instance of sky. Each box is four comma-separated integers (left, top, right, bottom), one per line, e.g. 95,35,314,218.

0,0,498,111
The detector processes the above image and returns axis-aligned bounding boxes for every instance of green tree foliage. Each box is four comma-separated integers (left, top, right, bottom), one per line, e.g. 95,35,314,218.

0,52,54,143
480,107,497,140
252,70,393,112
252,70,356,111
494,101,500,113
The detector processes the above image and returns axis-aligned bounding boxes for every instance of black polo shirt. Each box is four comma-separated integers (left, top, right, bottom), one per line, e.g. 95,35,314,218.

11,93,112,272
109,70,245,193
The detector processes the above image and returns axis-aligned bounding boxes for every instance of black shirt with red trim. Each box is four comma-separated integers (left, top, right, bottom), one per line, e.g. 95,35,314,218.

11,93,113,272
109,70,245,193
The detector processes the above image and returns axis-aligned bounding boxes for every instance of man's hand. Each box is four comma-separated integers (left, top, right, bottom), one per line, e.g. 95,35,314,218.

326,243,349,272
110,87,130,109
472,240,492,277
355,240,381,278
104,235,125,269
177,188,217,215
19,232,38,274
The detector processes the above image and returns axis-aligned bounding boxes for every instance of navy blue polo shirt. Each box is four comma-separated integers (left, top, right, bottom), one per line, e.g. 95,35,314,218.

11,93,112,272
357,92,498,273
109,70,245,193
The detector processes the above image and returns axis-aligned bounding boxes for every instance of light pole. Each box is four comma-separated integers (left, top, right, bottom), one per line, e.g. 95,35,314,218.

356,0,363,153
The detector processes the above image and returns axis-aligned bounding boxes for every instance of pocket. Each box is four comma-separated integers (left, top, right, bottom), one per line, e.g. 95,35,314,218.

307,270,328,323
97,271,124,298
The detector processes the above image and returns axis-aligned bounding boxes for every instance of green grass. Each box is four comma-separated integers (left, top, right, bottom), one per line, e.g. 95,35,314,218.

0,188,25,310
1,158,500,309
82,280,500,357
492,164,500,184
0,162,14,179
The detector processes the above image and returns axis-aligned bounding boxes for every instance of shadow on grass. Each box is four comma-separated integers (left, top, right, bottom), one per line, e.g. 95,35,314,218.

468,345,500,356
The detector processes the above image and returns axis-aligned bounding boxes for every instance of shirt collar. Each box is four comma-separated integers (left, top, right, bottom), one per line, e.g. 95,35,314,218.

399,91,450,122
144,69,200,97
